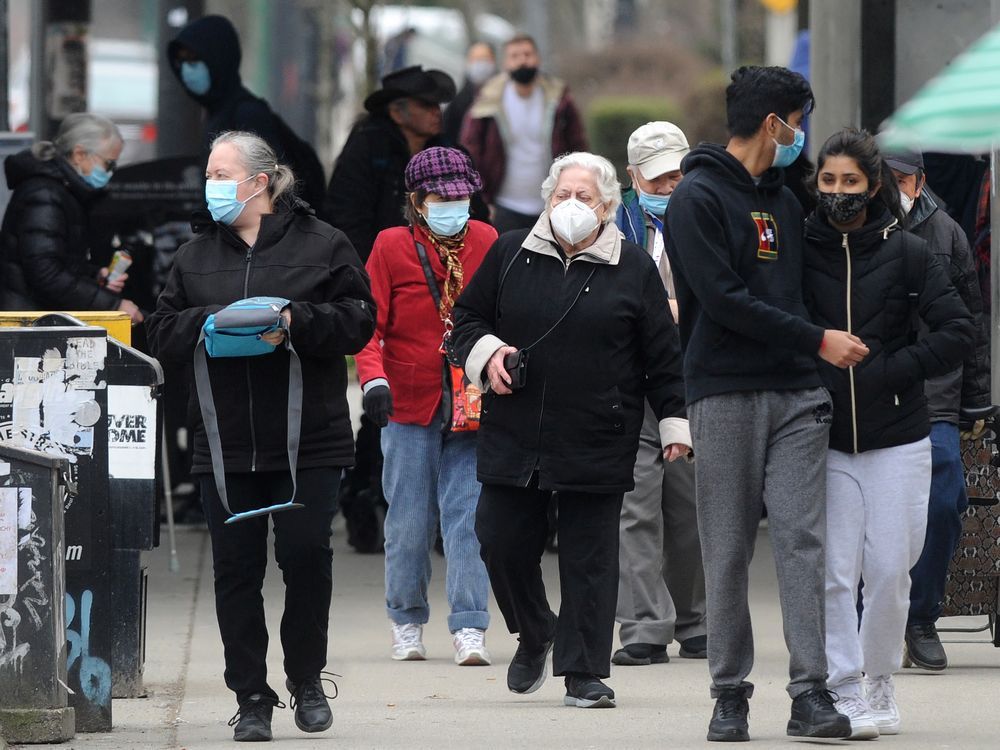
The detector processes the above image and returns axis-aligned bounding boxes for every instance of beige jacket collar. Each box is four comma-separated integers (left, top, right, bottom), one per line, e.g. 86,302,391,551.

468,72,567,119
523,211,622,266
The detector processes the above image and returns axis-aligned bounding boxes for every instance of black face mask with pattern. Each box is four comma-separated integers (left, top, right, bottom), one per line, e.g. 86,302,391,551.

818,191,870,224
509,66,538,84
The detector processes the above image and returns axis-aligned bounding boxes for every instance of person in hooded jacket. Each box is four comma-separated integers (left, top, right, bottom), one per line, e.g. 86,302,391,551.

167,15,282,157
146,131,375,742
0,113,143,322
449,151,691,711
666,66,863,743
885,149,993,674
802,128,973,739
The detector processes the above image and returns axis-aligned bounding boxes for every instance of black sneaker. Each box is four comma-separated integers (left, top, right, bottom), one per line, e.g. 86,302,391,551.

679,634,708,659
905,622,947,671
507,638,554,694
563,673,616,708
707,688,750,742
286,673,338,733
611,643,669,666
228,694,282,742
787,688,852,738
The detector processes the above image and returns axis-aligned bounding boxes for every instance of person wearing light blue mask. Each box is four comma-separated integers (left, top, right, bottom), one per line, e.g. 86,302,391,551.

0,111,146,323
772,114,806,168
612,121,708,672
355,146,496,673
181,59,212,96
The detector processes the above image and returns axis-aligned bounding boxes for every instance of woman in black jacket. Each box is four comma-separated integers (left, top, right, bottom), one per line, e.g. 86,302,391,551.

0,112,143,322
802,128,973,740
146,132,375,742
449,151,690,710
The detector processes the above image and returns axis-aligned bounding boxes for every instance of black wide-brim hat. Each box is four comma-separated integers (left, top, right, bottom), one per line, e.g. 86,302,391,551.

364,66,457,112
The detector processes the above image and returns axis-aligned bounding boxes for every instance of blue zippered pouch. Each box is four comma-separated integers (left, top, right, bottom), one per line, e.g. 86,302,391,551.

202,296,290,358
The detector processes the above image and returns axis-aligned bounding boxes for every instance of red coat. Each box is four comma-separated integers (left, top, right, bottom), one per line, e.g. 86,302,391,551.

357,220,497,425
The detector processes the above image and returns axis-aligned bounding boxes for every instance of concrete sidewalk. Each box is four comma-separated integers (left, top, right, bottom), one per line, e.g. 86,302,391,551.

20,519,1000,749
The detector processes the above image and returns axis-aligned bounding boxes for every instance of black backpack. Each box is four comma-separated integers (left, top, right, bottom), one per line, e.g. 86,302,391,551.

225,93,328,216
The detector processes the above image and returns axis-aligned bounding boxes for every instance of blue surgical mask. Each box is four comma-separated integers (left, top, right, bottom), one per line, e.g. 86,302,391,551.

181,60,211,96
425,200,471,237
82,163,112,189
205,175,265,225
771,115,805,168
637,188,670,218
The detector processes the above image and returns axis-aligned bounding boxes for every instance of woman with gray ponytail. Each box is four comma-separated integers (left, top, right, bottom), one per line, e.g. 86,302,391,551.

0,112,143,321
147,131,376,742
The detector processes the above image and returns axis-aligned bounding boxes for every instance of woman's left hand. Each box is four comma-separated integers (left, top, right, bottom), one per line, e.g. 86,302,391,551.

663,443,691,462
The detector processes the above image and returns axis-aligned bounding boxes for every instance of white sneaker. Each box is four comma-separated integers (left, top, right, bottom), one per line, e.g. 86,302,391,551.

865,675,900,735
835,693,880,740
453,628,491,666
391,623,426,661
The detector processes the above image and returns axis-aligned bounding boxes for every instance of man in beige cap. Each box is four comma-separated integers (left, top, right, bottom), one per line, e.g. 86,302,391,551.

613,121,707,666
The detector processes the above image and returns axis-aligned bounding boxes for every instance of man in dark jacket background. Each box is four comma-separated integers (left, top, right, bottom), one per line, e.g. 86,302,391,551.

666,66,862,742
168,15,283,156
888,149,994,673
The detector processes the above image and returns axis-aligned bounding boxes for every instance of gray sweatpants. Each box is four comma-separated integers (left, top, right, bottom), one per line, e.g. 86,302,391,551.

689,388,832,699
617,402,707,646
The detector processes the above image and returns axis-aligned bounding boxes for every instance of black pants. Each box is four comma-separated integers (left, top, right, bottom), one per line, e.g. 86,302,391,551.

475,482,624,678
492,205,539,235
200,468,339,705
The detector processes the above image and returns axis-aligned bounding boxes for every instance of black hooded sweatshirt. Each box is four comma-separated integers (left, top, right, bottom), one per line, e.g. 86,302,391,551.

167,15,282,156
665,144,824,405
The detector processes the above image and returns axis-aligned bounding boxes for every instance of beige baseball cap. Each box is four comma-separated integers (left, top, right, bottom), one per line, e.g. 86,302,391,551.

627,121,690,180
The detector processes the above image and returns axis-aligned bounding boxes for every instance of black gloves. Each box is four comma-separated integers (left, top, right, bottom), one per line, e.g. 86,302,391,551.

363,384,393,427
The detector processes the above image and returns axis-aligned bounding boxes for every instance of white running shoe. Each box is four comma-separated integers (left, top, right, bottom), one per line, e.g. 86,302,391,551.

835,693,880,740
865,675,900,735
391,623,426,661
453,627,491,666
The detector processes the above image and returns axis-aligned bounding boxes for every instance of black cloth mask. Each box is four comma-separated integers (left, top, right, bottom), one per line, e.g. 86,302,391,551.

509,66,539,84
818,191,870,224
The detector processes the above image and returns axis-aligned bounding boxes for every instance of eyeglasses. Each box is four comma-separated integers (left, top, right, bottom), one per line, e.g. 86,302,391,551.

91,152,117,173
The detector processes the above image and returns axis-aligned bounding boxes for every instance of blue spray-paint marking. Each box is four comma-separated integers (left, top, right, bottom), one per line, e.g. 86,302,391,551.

66,590,111,707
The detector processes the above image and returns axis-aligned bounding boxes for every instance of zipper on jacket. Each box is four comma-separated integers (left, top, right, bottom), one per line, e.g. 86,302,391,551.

243,245,258,471
842,233,860,454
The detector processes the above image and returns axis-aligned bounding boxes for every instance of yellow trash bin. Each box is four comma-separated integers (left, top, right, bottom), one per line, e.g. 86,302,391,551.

0,311,132,345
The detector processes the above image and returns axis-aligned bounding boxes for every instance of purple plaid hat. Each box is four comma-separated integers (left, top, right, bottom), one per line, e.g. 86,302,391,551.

404,147,483,200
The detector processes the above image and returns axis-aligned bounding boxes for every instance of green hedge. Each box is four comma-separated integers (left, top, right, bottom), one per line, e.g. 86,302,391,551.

586,96,683,182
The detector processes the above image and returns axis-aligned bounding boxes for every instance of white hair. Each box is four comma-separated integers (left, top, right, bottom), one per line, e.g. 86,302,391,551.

211,131,297,204
540,152,621,219
33,112,123,161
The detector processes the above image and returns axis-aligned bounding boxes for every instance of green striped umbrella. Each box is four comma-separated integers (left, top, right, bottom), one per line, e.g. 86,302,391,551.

881,22,1000,152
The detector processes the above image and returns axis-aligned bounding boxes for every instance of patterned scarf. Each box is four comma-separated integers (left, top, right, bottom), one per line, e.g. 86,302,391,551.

423,221,467,320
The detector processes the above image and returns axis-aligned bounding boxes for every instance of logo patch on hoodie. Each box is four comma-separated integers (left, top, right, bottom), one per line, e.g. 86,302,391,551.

751,211,779,261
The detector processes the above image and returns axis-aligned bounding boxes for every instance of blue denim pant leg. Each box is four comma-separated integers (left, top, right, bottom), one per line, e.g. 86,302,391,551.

908,422,968,625
382,420,490,631
438,430,490,632
382,420,442,626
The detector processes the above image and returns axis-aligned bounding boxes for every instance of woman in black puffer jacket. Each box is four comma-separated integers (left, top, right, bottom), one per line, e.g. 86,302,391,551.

802,128,973,739
0,113,143,322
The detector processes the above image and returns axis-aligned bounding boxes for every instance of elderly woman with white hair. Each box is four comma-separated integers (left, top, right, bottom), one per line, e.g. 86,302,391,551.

449,151,691,709
0,112,143,321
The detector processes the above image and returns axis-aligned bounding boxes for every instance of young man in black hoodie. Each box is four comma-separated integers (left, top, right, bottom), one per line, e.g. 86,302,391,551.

665,66,866,742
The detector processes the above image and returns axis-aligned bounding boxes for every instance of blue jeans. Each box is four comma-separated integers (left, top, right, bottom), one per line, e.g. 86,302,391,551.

908,422,968,625
381,419,490,632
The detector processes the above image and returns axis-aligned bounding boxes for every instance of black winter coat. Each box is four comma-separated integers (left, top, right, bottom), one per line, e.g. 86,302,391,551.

146,203,376,475
905,189,991,422
449,220,687,493
167,15,283,157
0,149,121,311
803,206,974,454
